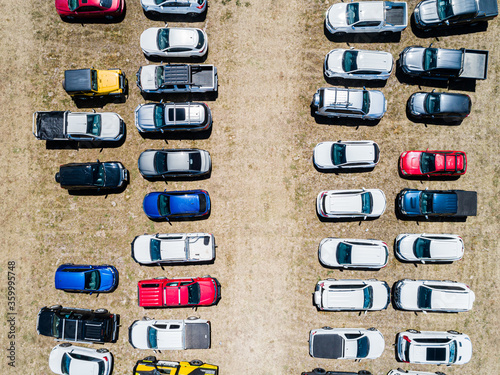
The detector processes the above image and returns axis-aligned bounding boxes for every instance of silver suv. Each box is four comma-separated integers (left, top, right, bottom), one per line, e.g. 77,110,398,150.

141,0,207,17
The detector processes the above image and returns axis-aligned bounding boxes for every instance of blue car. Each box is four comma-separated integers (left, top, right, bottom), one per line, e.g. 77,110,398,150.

143,189,211,220
55,264,118,293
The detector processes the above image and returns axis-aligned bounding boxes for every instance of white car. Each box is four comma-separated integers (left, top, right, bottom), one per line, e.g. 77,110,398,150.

313,140,380,170
388,370,448,375
309,327,385,359
396,330,472,365
395,234,464,263
393,279,475,312
140,27,208,58
131,233,215,265
319,238,389,269
324,49,393,80
141,0,207,17
316,189,386,219
49,343,112,375
314,279,390,311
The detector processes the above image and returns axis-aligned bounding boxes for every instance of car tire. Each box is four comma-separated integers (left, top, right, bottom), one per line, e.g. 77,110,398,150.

61,263,74,266
156,276,167,280
144,356,157,362
60,343,72,348
188,12,198,18
334,32,347,37
189,360,204,366
313,369,326,375
380,31,393,37
187,316,200,320
407,329,420,333
95,308,108,314
49,305,62,310
96,348,109,353
435,372,446,375
367,327,377,331
447,330,460,334
322,326,333,330
104,15,114,20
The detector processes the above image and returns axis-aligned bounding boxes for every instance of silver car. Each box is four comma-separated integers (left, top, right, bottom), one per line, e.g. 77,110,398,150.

319,238,389,269
407,91,472,120
312,87,387,120
135,102,212,133
395,233,464,263
138,149,211,178
393,279,475,312
313,140,380,170
140,27,208,59
324,49,393,81
140,0,207,17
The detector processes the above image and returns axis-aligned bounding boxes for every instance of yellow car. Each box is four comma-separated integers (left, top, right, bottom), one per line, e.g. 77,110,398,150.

133,356,218,375
63,68,127,99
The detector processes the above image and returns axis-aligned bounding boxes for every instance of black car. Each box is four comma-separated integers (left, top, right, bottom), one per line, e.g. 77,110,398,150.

36,306,119,343
55,161,128,190
302,370,372,375
407,91,471,121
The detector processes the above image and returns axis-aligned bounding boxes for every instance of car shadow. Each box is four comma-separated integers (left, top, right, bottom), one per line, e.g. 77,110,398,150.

316,212,380,223
314,164,376,174
67,184,128,196
139,127,213,141
324,75,387,88
324,24,402,43
142,170,212,183
144,53,208,64
140,91,218,102
312,114,381,127
148,212,212,223
143,9,207,23
45,133,127,150
139,259,216,268
73,95,127,109
410,15,488,39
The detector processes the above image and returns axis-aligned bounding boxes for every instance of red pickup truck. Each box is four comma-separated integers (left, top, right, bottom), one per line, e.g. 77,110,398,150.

138,277,221,308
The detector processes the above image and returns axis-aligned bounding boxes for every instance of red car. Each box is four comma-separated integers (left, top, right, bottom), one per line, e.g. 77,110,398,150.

399,150,467,177
55,0,124,19
138,277,221,308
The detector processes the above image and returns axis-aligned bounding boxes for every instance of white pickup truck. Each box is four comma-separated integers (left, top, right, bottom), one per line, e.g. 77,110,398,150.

129,317,211,350
326,1,408,35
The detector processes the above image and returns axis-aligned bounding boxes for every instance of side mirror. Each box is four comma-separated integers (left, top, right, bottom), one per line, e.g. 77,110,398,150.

444,20,450,25
425,215,429,220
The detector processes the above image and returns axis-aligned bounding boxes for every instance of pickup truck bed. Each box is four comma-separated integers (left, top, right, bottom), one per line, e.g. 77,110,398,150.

461,50,488,79
191,65,215,87
185,322,211,349
385,3,406,25
456,191,477,216
34,111,66,140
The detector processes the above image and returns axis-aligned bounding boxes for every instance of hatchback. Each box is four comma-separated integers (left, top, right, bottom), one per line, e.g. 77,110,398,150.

408,91,471,121
55,264,118,293
314,140,380,170
395,233,464,263
138,149,211,179
319,238,389,269
140,27,208,58
49,344,112,375
316,189,386,219
140,0,207,17
142,189,210,220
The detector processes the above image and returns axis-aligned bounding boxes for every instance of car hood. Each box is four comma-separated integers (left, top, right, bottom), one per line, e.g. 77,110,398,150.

367,90,387,118
402,48,425,72
400,151,423,173
319,239,341,266
99,113,122,139
370,189,386,216
37,309,54,336
131,235,153,263
327,3,348,27
138,65,158,91
55,0,70,12
198,280,217,304
455,336,473,364
416,0,440,24
129,321,150,349
143,192,162,218
140,28,161,52
397,281,420,308
103,163,125,187
314,142,334,168
135,104,156,130
138,151,158,176
409,93,427,115
371,282,390,310
97,70,121,93
400,190,422,215
325,50,344,73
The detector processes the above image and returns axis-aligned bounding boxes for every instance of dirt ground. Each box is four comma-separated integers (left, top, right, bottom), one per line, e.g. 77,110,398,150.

0,0,498,373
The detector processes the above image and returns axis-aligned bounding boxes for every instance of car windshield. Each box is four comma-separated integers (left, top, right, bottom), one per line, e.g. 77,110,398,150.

361,192,372,214
417,286,433,309
147,326,158,349
158,194,171,217
150,239,161,261
413,238,432,258
157,29,170,50
362,90,370,114
437,0,454,20
342,50,358,72
346,3,360,25
52,314,61,338
154,105,166,128
91,69,98,91
332,144,347,166
68,0,79,11
420,152,437,173
425,93,441,114
188,282,201,304
100,0,112,8
196,30,205,49
363,286,373,309
84,270,101,290
86,114,101,136
419,192,433,214
92,164,105,186
156,66,164,88
336,242,352,265
423,48,438,70
357,336,370,358
449,340,457,363
154,152,168,174
61,353,71,375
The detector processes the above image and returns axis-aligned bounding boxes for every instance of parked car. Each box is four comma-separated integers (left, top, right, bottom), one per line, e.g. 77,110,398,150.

314,279,390,311
316,189,386,219
49,343,113,375
397,189,477,218
128,317,211,350
140,0,208,17
393,279,475,312
324,49,393,81
37,306,119,343
399,150,467,177
407,91,471,121
131,233,216,265
142,189,210,220
313,140,380,170
303,370,372,375
319,238,389,269
388,370,447,375
138,149,211,179
309,327,385,359
55,264,118,293
395,233,464,263
55,0,124,19
135,102,212,133
325,1,408,35
134,356,218,375
396,330,472,365
138,276,221,308
312,87,387,120
63,68,127,99
140,27,208,59
55,161,128,190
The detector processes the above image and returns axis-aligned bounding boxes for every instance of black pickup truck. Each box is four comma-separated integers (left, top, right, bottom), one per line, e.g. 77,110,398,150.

36,306,119,343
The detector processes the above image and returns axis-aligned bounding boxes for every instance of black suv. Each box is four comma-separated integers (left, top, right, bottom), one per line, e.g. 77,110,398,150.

55,161,128,191
36,306,119,343
302,370,372,375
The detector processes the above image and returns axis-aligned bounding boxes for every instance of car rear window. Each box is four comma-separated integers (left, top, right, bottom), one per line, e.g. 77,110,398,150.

361,192,372,214
336,243,352,265
417,286,432,309
363,286,373,309
150,239,161,261
84,270,101,290
332,144,347,166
